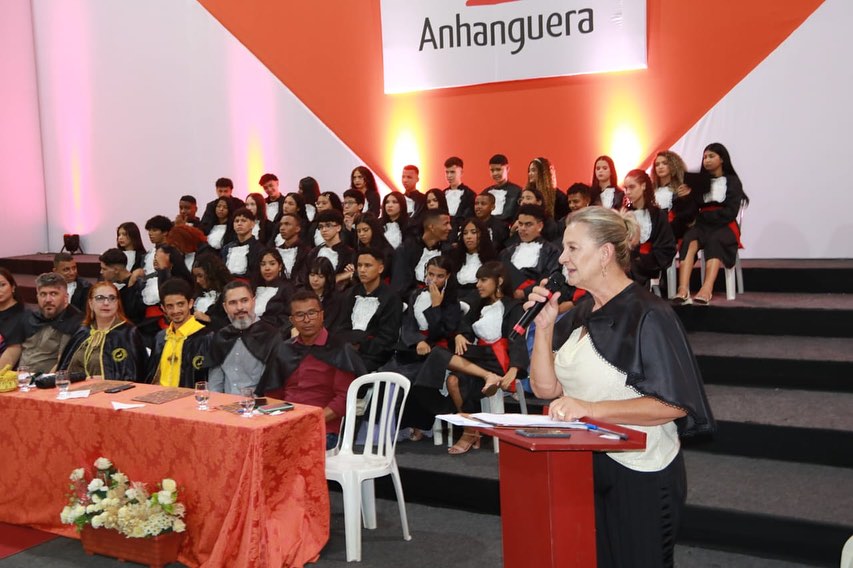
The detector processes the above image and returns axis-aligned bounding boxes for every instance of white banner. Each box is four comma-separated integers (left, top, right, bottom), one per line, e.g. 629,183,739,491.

380,0,647,94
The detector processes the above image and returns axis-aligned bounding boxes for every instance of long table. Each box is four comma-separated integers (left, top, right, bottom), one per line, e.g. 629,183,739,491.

0,381,330,567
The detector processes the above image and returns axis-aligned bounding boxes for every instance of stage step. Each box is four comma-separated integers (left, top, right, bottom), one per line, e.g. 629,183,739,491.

676,292,853,337
0,253,102,279
384,441,852,566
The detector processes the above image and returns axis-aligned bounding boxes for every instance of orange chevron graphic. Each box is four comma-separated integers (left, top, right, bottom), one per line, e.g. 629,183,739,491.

197,0,823,190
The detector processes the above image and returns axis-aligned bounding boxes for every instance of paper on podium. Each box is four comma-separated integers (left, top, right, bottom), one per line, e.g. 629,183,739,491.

437,412,586,428
112,401,146,411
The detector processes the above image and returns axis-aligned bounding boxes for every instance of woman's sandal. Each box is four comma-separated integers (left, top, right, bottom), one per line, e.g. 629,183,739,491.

408,428,425,442
672,292,692,305
693,294,711,305
448,431,481,455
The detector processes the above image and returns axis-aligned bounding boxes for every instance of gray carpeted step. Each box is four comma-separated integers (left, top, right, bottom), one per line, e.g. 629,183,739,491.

704,384,853,431
689,332,853,363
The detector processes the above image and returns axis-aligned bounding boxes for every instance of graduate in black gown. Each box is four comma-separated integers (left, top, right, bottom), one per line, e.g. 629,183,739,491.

499,204,561,300
622,170,676,287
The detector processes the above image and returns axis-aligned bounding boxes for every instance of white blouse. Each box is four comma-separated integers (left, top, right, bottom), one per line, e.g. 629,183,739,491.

554,327,680,472
226,244,250,275
705,176,728,204
472,301,504,343
124,250,137,272
207,225,227,250
266,201,280,222
194,290,218,314
317,246,339,270
445,189,463,216
655,187,674,211
457,253,482,285
414,248,442,284
600,187,616,209
254,286,278,317
633,209,652,244
278,247,298,277
384,222,403,249
511,241,543,270
490,189,507,216
413,289,433,330
351,296,381,331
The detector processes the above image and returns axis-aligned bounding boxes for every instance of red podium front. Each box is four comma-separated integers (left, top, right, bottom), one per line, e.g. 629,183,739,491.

478,420,646,568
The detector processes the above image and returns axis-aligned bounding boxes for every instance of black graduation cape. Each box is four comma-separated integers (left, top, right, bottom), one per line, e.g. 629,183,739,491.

484,182,523,222
145,323,213,387
22,305,83,340
59,321,148,381
260,331,367,395
335,282,402,371
205,319,282,395
499,237,561,296
630,206,677,283
552,283,715,437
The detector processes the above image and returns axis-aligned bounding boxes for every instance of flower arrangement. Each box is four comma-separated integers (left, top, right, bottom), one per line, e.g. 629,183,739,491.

60,457,186,538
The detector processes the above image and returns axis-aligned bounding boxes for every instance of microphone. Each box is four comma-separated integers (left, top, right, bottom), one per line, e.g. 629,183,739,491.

508,271,566,341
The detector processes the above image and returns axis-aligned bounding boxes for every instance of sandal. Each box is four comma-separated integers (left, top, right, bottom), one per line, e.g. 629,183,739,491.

448,431,481,455
672,293,692,305
693,295,711,305
408,428,425,442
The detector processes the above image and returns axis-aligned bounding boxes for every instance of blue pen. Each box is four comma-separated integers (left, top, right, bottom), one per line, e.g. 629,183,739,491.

584,423,629,440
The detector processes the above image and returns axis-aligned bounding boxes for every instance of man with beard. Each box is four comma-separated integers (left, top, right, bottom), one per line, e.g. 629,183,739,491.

146,278,212,388
207,281,280,394
264,290,365,450
19,272,83,373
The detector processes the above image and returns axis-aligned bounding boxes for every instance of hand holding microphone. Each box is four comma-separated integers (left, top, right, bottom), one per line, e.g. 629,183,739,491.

509,271,566,341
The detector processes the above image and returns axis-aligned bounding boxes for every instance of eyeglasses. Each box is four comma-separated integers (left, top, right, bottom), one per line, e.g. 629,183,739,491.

292,309,322,321
93,295,118,304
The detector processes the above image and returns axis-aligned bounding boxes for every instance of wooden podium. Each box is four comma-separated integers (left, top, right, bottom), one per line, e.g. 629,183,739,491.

478,420,646,568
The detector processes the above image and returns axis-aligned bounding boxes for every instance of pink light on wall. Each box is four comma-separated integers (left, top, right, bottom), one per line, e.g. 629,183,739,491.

33,0,97,238
225,37,280,197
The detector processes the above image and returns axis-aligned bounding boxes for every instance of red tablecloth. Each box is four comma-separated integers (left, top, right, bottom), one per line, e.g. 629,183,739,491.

0,381,329,567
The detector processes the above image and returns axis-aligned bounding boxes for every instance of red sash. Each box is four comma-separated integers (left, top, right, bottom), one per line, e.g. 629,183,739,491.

701,204,743,248
477,337,510,374
572,288,587,303
639,242,652,255
667,210,675,223
419,330,448,349
144,305,167,330
516,279,535,293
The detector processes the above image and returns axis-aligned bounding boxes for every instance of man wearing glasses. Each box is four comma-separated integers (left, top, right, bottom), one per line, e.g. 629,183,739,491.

265,289,365,450
18,272,83,373
304,209,355,286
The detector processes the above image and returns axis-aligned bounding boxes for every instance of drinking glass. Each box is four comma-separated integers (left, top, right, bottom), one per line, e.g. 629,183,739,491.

239,386,255,418
194,381,210,411
17,366,32,393
55,371,71,399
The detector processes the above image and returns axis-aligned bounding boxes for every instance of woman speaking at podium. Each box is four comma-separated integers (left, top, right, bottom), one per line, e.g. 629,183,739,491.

527,207,714,567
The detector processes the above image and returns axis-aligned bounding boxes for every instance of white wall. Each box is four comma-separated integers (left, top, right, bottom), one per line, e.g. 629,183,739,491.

671,0,853,258
0,0,48,256
6,0,852,258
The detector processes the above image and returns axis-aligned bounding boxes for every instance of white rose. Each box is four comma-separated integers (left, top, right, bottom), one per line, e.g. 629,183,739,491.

69,468,85,482
94,457,112,470
88,478,104,492
161,478,177,492
91,514,104,528
172,519,186,533
111,472,128,484
157,490,174,505
86,504,99,514
60,506,74,524
72,504,85,518
125,488,138,501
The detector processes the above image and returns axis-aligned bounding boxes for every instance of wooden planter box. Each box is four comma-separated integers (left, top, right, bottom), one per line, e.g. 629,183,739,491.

80,526,184,568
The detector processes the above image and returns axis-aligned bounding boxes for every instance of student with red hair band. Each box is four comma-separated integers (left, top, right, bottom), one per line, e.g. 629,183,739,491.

675,143,749,305
622,169,677,287
590,155,625,210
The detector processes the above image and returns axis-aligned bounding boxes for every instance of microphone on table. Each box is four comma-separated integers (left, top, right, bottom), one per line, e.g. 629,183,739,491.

508,271,566,341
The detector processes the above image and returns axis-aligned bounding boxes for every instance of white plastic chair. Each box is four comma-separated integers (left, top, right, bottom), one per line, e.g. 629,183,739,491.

326,372,412,562
841,534,853,568
699,250,744,300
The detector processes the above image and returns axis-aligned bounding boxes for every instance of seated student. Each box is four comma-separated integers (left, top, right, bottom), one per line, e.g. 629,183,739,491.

0,268,26,370
335,248,402,372
391,210,453,297
134,244,194,347
298,176,320,222
204,197,237,251
116,221,146,272
253,248,292,330
306,257,343,331
259,173,285,225
271,212,312,287
283,192,312,240
221,207,264,282
175,195,201,227
473,191,510,251
134,216,174,338
98,248,145,325
19,273,84,374
590,155,625,210
54,252,91,312
146,278,212,388
244,193,275,245
623,170,677,287
341,189,366,246
651,150,698,241
484,154,523,223
526,156,569,222
200,177,245,232
450,217,498,304
413,261,527,454
401,165,427,225
165,224,208,272
566,182,592,213
351,213,394,281
499,204,561,299
350,166,381,216
505,188,562,247
60,282,147,380
379,192,410,250
308,191,343,246
304,209,356,286
264,290,366,450
443,156,476,229
190,253,232,332
207,281,281,395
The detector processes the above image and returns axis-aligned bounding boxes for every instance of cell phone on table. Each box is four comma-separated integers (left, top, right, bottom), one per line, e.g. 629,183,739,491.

258,402,294,414
515,429,572,438
105,384,136,394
